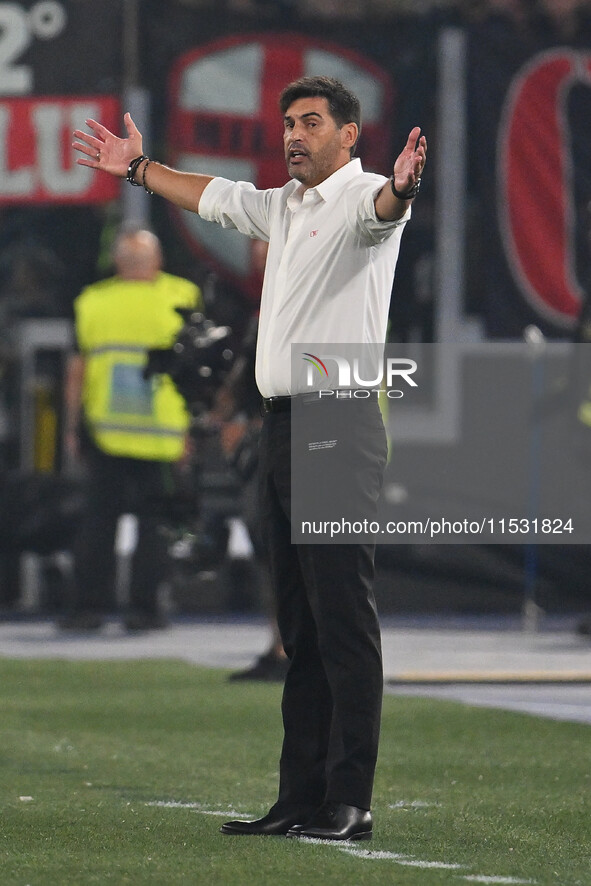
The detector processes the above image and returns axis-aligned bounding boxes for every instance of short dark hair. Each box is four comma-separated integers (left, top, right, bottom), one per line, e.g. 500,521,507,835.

279,76,361,157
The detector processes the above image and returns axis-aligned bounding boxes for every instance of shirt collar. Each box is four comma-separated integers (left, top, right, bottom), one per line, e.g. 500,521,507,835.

287,157,363,210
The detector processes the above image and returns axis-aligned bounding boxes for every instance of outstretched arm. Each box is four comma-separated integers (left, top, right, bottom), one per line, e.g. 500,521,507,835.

73,112,214,214
374,126,427,222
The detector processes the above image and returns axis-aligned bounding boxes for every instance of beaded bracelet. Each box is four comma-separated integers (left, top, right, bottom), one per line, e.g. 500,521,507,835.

142,158,154,195
126,154,148,186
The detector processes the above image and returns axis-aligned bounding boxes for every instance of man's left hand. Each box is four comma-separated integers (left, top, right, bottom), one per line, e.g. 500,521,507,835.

392,126,427,197
375,127,427,221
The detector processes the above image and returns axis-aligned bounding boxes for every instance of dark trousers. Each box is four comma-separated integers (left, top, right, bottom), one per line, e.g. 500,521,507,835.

71,439,171,615
259,398,387,810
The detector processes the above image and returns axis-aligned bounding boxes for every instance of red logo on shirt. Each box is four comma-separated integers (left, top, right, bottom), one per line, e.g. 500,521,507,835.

167,34,395,299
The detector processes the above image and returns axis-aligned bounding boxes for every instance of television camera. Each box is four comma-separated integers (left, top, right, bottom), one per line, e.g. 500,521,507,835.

144,309,241,575
144,309,234,415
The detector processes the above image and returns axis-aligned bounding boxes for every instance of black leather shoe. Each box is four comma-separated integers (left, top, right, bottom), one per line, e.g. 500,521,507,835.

228,651,289,682
286,802,372,841
220,803,315,836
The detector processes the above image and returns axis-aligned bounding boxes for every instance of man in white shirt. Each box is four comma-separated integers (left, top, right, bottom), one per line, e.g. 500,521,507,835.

73,75,426,842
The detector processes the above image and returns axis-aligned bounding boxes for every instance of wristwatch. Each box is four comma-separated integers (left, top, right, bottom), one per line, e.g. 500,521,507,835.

390,175,421,200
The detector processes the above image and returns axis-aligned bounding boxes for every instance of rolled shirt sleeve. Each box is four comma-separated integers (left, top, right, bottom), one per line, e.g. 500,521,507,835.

198,177,274,242
352,181,412,246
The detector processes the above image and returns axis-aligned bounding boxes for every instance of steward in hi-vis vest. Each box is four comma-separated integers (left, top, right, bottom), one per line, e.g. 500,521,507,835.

60,228,202,633
75,270,200,461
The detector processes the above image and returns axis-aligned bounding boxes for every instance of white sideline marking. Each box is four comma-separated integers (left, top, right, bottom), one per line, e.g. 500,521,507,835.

197,810,249,817
145,801,253,817
298,841,464,870
462,878,534,884
340,847,463,868
294,836,537,883
386,859,464,870
145,801,538,884
389,800,442,809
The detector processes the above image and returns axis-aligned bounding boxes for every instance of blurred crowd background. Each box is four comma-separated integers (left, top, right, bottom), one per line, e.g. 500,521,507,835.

1,0,591,621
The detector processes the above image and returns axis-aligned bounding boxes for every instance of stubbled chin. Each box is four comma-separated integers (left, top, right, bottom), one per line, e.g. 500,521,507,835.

287,163,307,182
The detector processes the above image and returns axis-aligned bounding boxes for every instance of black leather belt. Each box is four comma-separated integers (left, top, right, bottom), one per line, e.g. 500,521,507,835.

262,390,379,414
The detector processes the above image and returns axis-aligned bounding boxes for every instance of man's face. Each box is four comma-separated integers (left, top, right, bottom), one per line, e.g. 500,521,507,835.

283,96,355,188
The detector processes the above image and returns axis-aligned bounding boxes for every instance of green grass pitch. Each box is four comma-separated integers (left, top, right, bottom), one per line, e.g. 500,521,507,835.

0,658,589,885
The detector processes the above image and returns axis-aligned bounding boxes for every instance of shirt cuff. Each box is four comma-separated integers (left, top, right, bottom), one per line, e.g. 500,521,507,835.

369,182,412,227
198,176,232,221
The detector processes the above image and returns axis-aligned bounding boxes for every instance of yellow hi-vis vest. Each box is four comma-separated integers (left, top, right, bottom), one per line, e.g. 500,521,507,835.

75,271,202,461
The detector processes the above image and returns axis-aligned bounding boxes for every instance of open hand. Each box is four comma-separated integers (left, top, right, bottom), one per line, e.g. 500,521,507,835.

72,112,143,178
392,126,427,195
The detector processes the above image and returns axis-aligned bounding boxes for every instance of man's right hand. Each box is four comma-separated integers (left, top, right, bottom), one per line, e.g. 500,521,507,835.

72,112,143,178
73,112,214,213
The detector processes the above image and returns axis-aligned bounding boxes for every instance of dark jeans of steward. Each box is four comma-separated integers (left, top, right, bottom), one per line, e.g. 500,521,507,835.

69,436,171,615
258,395,388,811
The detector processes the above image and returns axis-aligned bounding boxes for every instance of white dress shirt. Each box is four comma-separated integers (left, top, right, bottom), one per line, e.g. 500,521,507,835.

199,158,410,397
